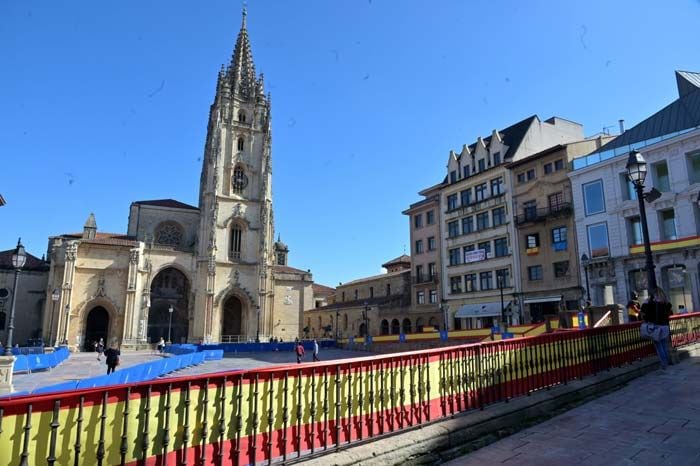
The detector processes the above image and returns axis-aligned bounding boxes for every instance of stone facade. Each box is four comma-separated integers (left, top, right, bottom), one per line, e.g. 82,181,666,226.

0,249,48,347
40,11,324,349
303,256,414,339
510,137,612,323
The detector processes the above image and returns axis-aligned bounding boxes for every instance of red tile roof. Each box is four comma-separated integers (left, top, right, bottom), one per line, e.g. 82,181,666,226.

312,283,335,295
0,249,49,271
381,254,411,268
62,232,138,247
272,265,310,275
132,199,199,211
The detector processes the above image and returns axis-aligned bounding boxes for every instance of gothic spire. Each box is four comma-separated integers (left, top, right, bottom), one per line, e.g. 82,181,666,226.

228,5,257,100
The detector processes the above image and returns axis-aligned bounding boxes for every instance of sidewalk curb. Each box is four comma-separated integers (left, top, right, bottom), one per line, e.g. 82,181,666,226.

297,343,700,466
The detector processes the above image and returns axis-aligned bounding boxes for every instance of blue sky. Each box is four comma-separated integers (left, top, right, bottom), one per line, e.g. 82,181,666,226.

1,0,699,287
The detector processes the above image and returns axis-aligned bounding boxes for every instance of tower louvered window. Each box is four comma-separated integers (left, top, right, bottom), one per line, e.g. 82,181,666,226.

230,227,242,260
232,167,248,194
237,137,244,151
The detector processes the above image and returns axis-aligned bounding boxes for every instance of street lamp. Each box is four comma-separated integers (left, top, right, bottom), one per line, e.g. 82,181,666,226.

167,304,174,344
255,305,260,343
335,307,340,341
362,302,370,341
581,253,591,304
498,274,506,331
626,150,658,295
49,289,60,347
4,238,26,356
440,299,449,332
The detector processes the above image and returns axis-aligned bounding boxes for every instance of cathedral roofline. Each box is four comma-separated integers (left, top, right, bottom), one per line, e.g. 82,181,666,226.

131,199,199,211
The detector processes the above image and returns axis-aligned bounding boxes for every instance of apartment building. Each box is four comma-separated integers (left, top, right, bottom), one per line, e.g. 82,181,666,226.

439,115,583,329
510,137,612,323
569,71,700,314
402,183,444,329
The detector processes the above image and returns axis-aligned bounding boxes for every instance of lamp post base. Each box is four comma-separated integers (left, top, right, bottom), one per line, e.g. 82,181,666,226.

0,355,16,395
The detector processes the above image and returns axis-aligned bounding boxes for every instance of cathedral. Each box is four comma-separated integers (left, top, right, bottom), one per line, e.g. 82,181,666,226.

41,10,323,350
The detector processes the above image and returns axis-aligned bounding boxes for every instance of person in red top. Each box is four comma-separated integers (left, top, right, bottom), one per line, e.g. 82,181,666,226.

295,341,305,364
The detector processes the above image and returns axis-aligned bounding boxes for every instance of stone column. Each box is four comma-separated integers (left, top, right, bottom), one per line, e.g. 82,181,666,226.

123,249,140,341
56,242,77,347
0,355,15,395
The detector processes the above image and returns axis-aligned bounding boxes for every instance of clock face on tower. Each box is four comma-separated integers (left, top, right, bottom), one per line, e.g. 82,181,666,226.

232,168,248,193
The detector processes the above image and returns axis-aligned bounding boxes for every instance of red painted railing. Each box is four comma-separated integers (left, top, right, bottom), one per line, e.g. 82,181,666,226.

1,314,698,466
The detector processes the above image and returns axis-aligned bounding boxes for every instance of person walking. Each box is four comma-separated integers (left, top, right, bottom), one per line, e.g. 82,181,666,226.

640,289,673,369
312,339,320,362
295,341,305,364
96,339,105,361
157,337,165,354
104,344,121,375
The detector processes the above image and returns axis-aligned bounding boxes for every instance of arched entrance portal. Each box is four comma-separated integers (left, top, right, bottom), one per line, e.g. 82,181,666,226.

84,306,109,351
223,296,244,338
149,268,190,343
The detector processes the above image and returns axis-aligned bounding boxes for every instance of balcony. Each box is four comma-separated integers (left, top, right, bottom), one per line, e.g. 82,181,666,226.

412,274,439,285
515,203,572,226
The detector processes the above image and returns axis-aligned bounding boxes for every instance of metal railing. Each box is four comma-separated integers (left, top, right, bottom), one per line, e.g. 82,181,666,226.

1,314,699,466
515,202,573,225
220,335,272,343
412,274,439,284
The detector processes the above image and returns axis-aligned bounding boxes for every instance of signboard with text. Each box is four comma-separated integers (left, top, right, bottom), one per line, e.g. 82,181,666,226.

464,249,486,263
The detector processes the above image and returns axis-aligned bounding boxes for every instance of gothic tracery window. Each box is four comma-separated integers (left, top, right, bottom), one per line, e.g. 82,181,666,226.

232,167,248,194
237,137,244,151
154,222,184,247
238,110,246,123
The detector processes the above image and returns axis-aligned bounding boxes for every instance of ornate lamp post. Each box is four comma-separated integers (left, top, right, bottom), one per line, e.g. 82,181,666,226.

4,239,27,356
335,308,340,341
167,304,174,344
580,253,591,304
626,150,658,294
255,305,260,343
498,274,506,329
49,289,60,347
362,302,370,341
440,299,449,332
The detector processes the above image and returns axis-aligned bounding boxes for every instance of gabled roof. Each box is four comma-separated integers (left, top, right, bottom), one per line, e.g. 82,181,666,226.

62,232,138,247
381,254,411,269
592,70,700,155
271,265,310,275
312,283,335,295
0,249,49,271
132,199,199,211
464,115,537,161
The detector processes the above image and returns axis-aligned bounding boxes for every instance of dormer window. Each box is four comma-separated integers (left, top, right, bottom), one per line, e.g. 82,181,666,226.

493,152,501,166
238,110,247,123
478,159,486,172
237,137,244,151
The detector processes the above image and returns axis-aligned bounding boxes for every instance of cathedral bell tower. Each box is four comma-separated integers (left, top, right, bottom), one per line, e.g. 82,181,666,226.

194,7,275,342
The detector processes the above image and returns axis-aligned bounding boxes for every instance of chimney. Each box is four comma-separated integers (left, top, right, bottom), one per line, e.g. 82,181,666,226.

619,119,625,134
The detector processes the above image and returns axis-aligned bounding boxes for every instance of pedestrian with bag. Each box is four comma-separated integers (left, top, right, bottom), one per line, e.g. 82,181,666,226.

104,344,121,375
295,341,305,364
640,288,673,369
627,293,641,322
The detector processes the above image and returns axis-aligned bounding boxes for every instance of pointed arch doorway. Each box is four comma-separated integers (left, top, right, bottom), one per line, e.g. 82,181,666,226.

149,267,190,343
84,306,109,351
222,295,244,338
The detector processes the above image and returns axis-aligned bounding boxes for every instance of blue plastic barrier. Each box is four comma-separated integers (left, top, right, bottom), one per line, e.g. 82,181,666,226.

13,356,29,373
12,347,71,373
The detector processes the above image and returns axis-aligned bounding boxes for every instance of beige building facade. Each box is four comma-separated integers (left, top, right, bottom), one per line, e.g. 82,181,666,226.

439,116,584,329
509,138,612,323
41,11,321,349
402,184,444,329
0,249,48,347
303,256,430,339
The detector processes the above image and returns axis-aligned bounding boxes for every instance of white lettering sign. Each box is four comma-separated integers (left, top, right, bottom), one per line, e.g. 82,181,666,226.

464,249,486,263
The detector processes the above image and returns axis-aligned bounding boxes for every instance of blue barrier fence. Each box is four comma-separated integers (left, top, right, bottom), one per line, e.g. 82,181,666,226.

28,349,224,396
11,346,45,356
12,347,70,374
190,340,336,354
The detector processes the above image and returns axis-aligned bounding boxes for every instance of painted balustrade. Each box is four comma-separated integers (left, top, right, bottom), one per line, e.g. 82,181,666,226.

0,314,698,466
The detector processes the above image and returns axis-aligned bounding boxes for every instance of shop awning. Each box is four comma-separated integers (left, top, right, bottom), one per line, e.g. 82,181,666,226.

455,301,510,318
523,296,562,304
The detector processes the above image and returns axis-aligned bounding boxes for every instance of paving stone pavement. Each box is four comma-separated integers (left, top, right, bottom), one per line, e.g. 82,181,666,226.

12,348,373,393
444,358,700,466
